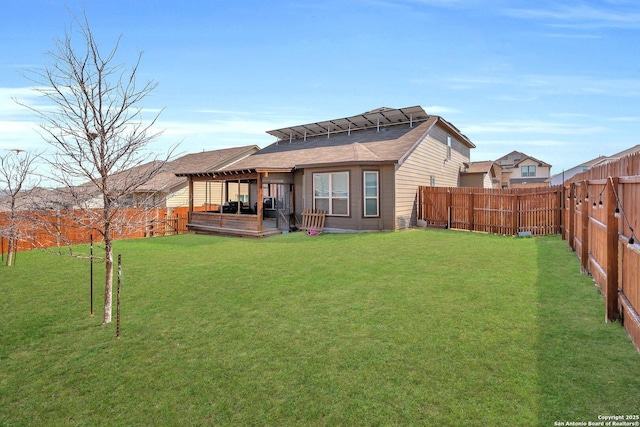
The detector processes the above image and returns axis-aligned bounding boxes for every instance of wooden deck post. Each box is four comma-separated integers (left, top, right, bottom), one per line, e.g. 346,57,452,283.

605,176,620,322
257,172,263,232
188,177,194,224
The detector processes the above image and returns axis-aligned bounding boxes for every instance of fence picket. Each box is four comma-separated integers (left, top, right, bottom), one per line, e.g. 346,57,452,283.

418,186,562,236
0,207,189,253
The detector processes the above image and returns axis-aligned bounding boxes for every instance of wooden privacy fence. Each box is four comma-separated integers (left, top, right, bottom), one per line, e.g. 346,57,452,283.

418,186,563,236
420,170,640,354
564,152,640,353
0,207,189,255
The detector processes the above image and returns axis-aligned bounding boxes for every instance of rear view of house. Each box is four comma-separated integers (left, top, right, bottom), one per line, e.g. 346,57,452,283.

178,106,475,236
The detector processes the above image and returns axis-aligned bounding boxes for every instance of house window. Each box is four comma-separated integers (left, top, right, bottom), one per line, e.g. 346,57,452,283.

446,135,452,159
521,165,536,177
430,175,436,187
363,171,379,217
314,172,349,216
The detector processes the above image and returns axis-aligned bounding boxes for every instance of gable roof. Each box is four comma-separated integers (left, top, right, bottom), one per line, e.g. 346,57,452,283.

70,145,260,200
549,144,640,184
592,144,640,167
205,107,474,175
135,145,259,191
460,160,496,174
496,151,551,168
216,117,431,172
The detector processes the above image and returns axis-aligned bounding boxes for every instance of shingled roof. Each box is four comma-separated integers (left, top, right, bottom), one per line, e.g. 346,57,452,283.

496,151,551,168
214,114,473,174
460,160,496,174
134,145,259,191
73,145,259,196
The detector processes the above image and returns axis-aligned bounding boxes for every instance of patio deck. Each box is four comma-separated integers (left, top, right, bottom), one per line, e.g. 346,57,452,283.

187,212,282,237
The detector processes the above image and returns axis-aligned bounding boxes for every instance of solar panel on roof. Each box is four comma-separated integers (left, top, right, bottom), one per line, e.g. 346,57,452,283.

266,106,428,141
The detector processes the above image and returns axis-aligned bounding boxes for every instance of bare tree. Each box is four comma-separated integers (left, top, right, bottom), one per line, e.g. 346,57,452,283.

18,12,174,324
0,150,40,266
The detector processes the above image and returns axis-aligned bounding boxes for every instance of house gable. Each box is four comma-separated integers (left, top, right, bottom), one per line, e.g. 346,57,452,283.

496,151,552,188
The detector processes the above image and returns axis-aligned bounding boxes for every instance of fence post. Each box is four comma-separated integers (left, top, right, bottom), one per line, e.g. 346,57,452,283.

605,177,620,322
417,187,423,221
468,192,474,231
556,189,563,235
581,180,590,274
568,183,576,251
511,194,518,235
446,190,452,229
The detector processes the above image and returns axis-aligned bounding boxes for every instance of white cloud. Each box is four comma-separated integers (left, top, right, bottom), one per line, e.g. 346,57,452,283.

463,120,607,135
424,105,460,114
158,118,274,137
488,95,538,102
446,74,640,98
606,116,640,122
502,3,640,29
0,89,292,154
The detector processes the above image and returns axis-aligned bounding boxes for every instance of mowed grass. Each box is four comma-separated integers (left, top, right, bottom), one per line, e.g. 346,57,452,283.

1,229,639,426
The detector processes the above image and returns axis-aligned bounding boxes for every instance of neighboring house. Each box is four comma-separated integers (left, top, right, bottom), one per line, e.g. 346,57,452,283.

131,145,260,208
177,106,476,235
549,144,640,185
66,145,260,210
0,187,57,212
459,161,500,188
495,151,552,189
548,156,606,186
1,146,260,212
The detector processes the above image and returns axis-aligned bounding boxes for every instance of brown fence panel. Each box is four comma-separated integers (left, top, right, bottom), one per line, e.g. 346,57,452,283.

418,186,449,228
564,152,640,352
450,188,471,231
0,207,189,256
419,186,562,236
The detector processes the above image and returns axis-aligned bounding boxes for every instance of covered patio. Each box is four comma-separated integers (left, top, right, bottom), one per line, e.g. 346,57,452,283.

175,168,294,237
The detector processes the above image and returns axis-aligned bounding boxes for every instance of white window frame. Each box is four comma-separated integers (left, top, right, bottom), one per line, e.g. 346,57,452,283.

313,171,349,216
363,171,379,217
446,135,452,159
521,165,536,177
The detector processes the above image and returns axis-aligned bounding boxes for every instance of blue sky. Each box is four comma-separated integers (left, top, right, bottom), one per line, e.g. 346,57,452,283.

1,0,639,175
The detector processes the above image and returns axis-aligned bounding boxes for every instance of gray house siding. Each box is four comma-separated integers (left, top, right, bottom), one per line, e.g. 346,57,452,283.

296,164,395,231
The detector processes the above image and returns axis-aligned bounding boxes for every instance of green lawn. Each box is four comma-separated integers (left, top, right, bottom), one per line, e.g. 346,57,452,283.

1,230,638,426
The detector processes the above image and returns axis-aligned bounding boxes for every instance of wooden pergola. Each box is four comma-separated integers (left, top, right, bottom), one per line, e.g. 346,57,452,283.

176,168,292,237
